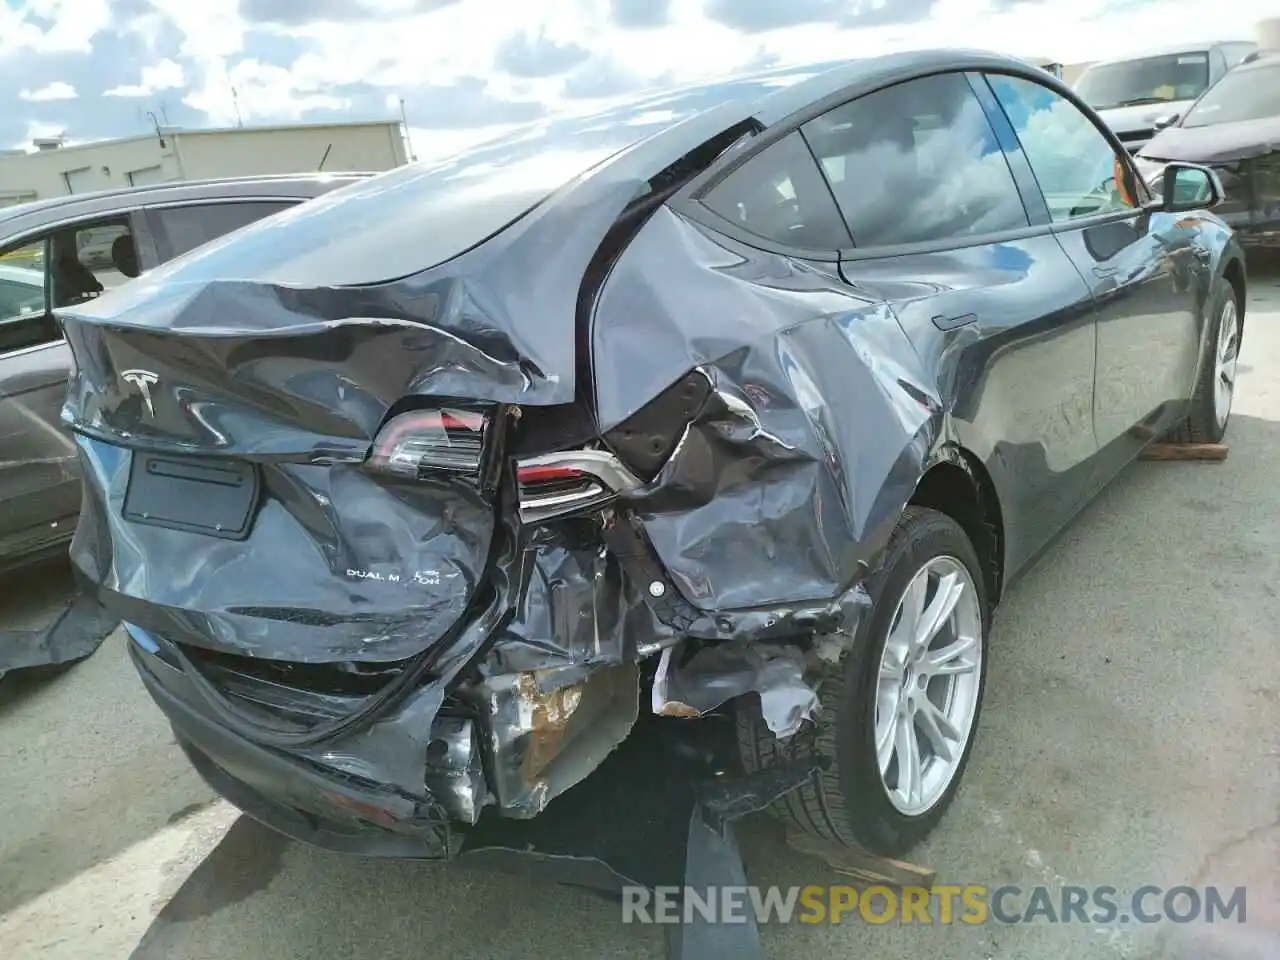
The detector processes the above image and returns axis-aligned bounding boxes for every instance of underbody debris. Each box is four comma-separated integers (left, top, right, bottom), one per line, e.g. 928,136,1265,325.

651,641,817,737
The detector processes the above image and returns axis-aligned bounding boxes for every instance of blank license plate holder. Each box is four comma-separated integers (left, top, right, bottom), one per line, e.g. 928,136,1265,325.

123,453,259,540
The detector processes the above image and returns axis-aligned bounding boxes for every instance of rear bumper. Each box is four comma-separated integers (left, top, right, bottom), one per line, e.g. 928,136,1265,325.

131,642,456,858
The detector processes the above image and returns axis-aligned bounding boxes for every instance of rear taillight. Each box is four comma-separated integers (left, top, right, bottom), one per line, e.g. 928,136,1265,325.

367,408,487,478
515,450,642,525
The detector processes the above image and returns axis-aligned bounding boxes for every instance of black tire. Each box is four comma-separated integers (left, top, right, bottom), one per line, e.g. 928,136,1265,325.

737,506,990,857
1171,274,1241,444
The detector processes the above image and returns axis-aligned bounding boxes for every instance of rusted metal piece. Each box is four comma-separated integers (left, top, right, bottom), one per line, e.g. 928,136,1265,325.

785,828,937,889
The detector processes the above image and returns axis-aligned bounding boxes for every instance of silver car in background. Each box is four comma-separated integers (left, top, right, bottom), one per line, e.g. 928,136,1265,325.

1073,39,1257,153
0,174,369,574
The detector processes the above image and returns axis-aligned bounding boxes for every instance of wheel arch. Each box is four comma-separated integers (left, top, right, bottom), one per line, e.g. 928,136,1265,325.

909,444,1005,609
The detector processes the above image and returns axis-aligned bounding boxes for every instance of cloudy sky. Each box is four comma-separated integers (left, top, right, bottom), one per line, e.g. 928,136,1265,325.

2,0,1273,156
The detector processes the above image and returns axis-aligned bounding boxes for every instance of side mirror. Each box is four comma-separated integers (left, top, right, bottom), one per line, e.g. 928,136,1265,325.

1161,162,1224,213
1153,112,1180,131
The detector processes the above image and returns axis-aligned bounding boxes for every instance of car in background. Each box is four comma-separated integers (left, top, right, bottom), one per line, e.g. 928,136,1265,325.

57,50,1244,871
0,173,370,575
1018,55,1064,80
0,264,45,318
1074,40,1257,153
1135,51,1280,250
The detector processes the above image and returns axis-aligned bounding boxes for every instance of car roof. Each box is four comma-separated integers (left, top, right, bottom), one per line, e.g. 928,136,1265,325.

0,172,373,237
123,47,1065,290
1085,39,1254,68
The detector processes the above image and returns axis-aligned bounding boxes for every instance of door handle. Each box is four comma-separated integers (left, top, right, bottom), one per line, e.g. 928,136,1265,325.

931,313,977,331
1092,266,1119,280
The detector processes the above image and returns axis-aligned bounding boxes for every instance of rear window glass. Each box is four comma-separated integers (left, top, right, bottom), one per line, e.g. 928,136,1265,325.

127,63,854,289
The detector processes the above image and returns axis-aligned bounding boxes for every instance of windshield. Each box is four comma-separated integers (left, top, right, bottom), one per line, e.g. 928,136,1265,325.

1075,52,1210,110
1182,63,1280,128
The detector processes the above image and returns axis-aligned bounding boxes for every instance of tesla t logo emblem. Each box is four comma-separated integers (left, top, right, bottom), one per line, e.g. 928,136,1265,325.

121,369,158,418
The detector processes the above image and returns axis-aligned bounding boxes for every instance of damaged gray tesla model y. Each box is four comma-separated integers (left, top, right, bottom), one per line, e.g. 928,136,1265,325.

57,48,1244,880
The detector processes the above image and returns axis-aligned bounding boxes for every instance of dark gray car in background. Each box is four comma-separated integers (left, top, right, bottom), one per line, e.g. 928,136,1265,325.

0,174,368,576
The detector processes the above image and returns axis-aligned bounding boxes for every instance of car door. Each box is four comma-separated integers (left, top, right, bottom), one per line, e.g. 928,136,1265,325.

0,209,155,561
791,70,1100,575
984,72,1199,485
0,233,80,559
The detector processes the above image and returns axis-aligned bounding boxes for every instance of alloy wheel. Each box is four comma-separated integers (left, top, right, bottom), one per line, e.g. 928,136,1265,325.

874,555,984,817
1213,297,1239,429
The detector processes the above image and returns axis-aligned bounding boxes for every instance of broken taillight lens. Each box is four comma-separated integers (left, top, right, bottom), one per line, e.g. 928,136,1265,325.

516,463,606,524
366,408,487,478
516,464,589,486
514,450,644,525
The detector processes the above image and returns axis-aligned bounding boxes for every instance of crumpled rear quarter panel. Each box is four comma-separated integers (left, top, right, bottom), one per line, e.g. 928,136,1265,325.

594,208,940,613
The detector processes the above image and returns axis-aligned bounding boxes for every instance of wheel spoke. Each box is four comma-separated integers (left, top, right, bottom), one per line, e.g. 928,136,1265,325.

914,571,963,650
925,634,978,674
916,701,961,762
895,573,927,649
876,708,898,775
895,715,922,807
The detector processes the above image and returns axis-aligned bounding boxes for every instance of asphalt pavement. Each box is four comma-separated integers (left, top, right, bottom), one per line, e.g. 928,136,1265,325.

1,269,1278,960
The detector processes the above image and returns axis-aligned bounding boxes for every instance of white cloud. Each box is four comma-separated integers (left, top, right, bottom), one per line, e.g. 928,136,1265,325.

0,0,111,57
184,59,349,125
19,82,78,102
103,58,186,97
6,0,1280,145
200,0,1276,130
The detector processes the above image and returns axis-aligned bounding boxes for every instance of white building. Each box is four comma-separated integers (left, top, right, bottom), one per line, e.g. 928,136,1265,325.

0,119,410,207
1258,17,1280,50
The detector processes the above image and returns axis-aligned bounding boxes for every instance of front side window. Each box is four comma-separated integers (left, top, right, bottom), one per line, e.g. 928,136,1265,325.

988,74,1140,223
150,200,296,260
1181,63,1280,128
700,131,852,250
1074,53,1211,110
801,72,1028,248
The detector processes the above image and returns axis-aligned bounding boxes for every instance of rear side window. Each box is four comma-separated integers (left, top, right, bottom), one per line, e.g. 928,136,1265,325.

801,73,1028,248
988,74,1139,222
150,200,296,260
700,131,852,250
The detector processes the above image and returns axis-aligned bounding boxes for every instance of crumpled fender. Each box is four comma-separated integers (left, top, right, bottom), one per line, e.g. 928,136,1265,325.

594,208,944,622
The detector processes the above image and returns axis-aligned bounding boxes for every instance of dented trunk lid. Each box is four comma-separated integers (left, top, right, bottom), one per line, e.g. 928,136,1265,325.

60,308,506,666
53,138,656,668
